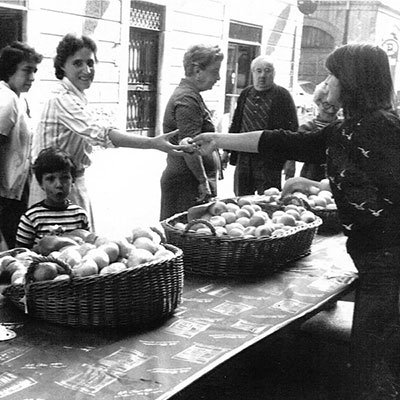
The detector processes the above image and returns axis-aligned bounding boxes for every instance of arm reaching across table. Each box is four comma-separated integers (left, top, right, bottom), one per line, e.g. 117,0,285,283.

193,131,264,155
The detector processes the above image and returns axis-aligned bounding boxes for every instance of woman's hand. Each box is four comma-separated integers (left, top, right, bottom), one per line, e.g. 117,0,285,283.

152,130,186,154
191,133,218,156
196,181,212,203
281,177,321,198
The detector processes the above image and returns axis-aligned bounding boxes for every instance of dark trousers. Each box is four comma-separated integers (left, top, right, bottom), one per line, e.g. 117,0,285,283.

0,188,29,249
348,246,400,399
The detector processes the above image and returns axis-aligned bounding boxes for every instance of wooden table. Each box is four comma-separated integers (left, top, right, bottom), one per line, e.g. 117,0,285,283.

0,234,357,400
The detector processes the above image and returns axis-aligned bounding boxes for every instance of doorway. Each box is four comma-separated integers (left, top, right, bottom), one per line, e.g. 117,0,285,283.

224,43,259,122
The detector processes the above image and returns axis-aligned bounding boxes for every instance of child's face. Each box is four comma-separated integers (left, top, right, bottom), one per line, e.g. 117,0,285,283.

40,170,73,207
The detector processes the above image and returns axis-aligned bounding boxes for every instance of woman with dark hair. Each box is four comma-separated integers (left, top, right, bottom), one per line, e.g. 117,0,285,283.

30,33,184,227
193,43,400,399
0,41,43,249
160,44,224,220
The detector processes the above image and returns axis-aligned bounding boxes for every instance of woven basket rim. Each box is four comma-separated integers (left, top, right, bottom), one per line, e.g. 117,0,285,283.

5,243,183,290
162,212,322,242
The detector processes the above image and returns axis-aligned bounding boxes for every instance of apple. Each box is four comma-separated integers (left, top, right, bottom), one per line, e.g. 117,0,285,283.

226,203,240,213
58,246,82,267
214,226,228,236
208,201,228,216
300,211,316,223
227,228,244,237
100,262,127,275
277,213,297,227
72,257,99,277
285,209,301,221
98,242,120,263
320,178,331,192
221,211,237,224
126,248,154,268
235,208,251,219
235,217,250,228
264,187,280,196
209,215,226,227
174,222,186,230
33,262,59,281
241,204,255,217
133,237,159,254
255,224,274,237
237,197,252,207
249,214,266,227
243,226,256,237
196,227,213,235
85,248,110,270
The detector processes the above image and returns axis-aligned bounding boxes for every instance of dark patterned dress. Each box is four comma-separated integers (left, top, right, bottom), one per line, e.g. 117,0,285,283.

258,110,400,398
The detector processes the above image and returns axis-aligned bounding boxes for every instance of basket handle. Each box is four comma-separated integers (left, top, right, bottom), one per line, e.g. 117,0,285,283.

25,255,72,285
184,219,217,236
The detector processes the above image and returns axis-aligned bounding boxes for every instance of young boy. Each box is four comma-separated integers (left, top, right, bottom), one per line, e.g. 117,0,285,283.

15,148,90,249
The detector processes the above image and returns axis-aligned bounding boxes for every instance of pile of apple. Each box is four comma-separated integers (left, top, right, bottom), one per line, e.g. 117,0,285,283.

0,226,175,285
173,197,318,239
255,179,337,212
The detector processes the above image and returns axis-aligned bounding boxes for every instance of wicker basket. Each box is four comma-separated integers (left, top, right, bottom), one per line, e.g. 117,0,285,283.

2,244,184,328
312,208,342,234
161,213,322,278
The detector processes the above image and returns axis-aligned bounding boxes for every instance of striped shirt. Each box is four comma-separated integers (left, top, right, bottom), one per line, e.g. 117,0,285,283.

16,200,90,249
31,77,115,172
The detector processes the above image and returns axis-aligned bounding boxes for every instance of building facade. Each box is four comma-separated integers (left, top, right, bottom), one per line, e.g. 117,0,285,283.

300,0,400,96
0,0,305,136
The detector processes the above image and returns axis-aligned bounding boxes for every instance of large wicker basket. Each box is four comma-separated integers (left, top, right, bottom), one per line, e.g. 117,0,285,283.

312,208,342,234
2,244,184,328
162,213,321,278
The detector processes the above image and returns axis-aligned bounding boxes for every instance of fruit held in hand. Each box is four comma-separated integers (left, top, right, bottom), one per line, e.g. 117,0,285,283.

33,262,59,281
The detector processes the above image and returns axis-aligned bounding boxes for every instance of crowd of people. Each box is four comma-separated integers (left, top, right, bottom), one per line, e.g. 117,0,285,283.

1,32,400,399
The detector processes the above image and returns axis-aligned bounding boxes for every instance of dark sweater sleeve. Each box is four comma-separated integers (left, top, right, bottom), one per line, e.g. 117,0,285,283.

270,87,299,131
257,126,328,164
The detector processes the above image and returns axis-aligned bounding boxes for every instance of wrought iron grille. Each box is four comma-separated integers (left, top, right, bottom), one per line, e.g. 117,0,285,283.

130,1,164,31
127,2,164,135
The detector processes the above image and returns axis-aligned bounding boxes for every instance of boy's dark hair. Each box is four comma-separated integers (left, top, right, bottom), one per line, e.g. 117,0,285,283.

0,41,43,81
33,148,77,184
54,33,97,80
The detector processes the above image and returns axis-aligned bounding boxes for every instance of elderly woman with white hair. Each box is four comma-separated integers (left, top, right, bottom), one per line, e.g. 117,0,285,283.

299,80,341,181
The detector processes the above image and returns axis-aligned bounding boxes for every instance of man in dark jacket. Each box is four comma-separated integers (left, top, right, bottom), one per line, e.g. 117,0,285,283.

224,55,298,195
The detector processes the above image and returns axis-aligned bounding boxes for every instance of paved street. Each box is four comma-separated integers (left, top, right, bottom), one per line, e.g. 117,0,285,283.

86,147,235,238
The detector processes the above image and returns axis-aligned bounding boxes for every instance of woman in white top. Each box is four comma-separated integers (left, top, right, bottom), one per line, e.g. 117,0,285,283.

0,42,43,249
30,33,184,228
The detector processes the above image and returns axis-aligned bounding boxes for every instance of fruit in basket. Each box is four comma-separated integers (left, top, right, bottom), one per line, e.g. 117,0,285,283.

114,237,135,259
36,235,79,256
209,215,226,227
276,213,297,227
130,226,155,243
300,210,317,223
33,262,59,281
320,178,331,192
58,246,82,267
97,241,120,262
207,201,228,216
72,257,99,277
85,248,110,270
249,213,267,227
221,211,236,224
1,258,26,280
153,246,175,260
100,262,127,275
126,248,154,268
133,237,160,254
255,223,274,237
263,187,280,196
11,267,27,284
